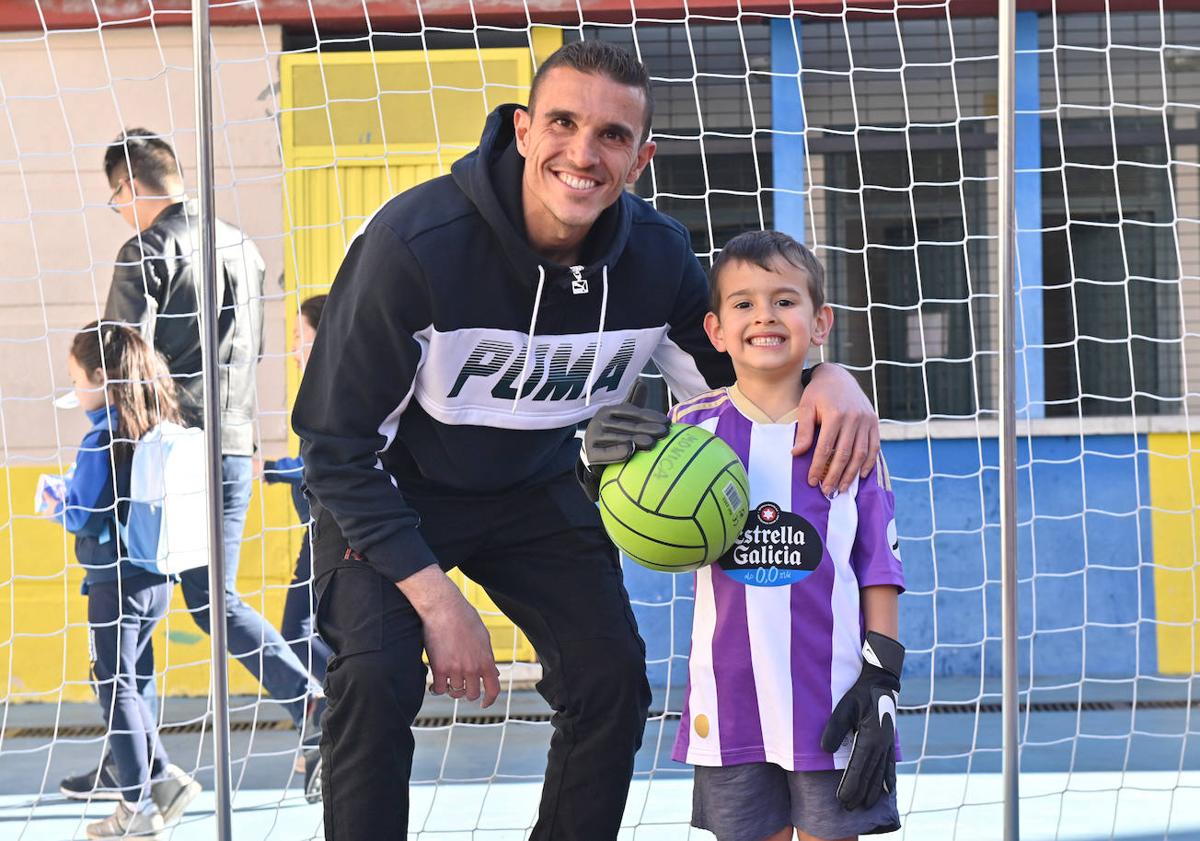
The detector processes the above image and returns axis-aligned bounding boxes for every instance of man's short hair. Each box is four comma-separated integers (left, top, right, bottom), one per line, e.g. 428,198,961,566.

709,230,827,313
103,128,181,195
529,40,655,142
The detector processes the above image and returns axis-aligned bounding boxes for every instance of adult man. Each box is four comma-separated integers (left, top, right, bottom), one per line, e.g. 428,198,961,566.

60,129,319,799
294,42,880,840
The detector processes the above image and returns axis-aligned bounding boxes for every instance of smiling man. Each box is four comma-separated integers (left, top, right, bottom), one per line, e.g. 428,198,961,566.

293,41,881,841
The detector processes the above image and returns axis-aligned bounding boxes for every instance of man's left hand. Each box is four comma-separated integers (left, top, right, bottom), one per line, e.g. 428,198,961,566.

583,380,670,467
793,363,880,495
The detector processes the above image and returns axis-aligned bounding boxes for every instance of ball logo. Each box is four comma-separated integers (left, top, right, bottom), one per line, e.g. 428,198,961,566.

718,501,823,587
650,430,699,483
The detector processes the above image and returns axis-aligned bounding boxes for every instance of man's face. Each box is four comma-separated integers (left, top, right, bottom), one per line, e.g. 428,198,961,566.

514,67,656,251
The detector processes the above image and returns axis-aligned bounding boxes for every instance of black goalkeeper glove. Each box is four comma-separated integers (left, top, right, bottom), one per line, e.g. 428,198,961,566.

576,380,670,502
819,630,904,811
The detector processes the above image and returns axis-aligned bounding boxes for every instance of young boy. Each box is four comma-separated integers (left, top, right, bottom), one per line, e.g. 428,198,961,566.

588,231,905,841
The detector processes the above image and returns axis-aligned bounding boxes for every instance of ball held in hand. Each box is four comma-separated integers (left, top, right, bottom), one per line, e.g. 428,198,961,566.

598,423,750,572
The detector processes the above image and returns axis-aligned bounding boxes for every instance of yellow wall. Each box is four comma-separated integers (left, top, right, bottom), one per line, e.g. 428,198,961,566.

1149,432,1200,674
0,36,579,702
279,39,562,664
1,465,302,702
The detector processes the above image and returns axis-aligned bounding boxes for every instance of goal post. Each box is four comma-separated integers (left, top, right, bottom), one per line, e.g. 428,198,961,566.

0,1,1198,838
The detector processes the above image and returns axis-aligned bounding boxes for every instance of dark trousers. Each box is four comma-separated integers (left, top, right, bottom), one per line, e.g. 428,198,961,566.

281,537,332,682
312,474,652,841
179,455,313,725
88,574,172,804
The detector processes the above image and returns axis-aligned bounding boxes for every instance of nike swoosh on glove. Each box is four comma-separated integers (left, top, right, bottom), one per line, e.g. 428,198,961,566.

819,630,904,810
577,380,669,502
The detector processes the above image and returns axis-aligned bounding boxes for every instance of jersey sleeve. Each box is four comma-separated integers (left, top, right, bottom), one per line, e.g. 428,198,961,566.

650,245,734,402
292,221,439,583
851,455,906,592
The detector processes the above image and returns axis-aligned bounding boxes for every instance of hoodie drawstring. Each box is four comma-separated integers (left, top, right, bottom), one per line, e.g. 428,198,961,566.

511,265,546,413
584,265,610,407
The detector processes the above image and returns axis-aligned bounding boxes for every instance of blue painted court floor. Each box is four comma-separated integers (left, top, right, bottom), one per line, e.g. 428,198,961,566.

2,677,1198,840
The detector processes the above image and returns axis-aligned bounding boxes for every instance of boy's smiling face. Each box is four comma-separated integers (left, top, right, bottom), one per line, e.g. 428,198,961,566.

703,257,833,380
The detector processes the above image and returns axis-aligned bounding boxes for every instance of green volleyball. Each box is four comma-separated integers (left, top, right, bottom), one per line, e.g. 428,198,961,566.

598,423,750,573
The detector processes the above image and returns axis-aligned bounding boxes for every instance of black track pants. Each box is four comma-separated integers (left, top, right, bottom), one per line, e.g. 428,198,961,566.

312,473,652,841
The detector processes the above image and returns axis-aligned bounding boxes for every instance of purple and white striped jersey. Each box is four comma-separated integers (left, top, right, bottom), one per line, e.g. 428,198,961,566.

669,385,905,771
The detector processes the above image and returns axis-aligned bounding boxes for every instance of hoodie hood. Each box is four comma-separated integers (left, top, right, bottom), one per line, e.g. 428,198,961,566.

451,104,633,291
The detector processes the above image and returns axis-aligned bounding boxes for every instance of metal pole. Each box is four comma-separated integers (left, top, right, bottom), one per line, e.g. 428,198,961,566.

997,0,1021,839
192,2,234,838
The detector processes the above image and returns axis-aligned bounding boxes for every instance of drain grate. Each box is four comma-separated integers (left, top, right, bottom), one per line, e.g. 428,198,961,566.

2,717,298,740
4,697,1198,741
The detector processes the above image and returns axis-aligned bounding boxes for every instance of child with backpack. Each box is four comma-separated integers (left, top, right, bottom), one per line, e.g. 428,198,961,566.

46,322,201,840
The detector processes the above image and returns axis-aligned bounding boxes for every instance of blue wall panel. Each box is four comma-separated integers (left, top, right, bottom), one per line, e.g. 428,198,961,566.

770,19,806,242
1016,11,1046,417
629,434,1156,691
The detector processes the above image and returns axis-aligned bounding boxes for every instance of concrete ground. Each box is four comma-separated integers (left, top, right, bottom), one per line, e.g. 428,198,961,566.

2,677,1199,840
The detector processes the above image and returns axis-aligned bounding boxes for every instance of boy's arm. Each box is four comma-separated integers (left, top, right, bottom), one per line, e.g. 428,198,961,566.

862,584,899,639
262,456,304,488
819,459,905,810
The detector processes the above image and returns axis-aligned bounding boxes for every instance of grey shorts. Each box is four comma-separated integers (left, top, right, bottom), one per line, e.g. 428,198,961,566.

692,763,900,841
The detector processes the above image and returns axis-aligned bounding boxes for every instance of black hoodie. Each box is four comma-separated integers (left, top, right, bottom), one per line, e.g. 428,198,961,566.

293,104,734,583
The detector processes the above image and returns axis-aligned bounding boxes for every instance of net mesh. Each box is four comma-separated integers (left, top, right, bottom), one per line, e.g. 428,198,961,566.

0,1,1198,839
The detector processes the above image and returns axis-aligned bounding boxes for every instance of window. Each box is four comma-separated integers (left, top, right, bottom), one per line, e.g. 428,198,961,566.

1038,11,1197,417
585,23,774,255
823,143,991,421
802,17,997,421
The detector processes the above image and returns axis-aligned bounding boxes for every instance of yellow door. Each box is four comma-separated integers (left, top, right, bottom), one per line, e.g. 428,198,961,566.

280,38,560,663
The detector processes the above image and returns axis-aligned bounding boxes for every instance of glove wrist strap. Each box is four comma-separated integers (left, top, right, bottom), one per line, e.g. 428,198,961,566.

862,630,905,678
575,459,602,503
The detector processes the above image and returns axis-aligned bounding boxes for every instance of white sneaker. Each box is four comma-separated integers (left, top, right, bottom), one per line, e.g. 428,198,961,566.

150,764,201,824
85,801,164,840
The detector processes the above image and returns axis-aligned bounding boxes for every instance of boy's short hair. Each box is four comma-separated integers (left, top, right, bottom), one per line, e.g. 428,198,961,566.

103,128,181,195
709,230,826,314
300,294,328,330
529,40,654,143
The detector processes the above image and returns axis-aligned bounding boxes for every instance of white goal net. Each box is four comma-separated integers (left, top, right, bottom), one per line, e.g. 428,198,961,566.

1,1,1198,840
